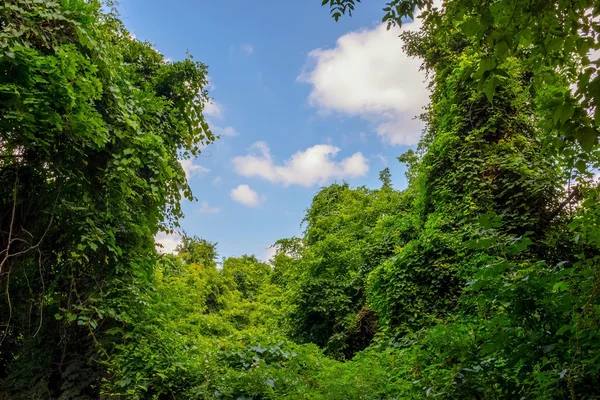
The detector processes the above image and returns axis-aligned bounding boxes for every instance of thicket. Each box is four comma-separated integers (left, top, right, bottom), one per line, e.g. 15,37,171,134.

1,0,599,399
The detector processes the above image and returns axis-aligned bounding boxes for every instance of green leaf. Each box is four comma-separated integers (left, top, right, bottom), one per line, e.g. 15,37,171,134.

460,18,480,36
559,103,575,122
548,37,563,52
491,68,510,79
552,281,569,292
494,40,510,57
479,57,496,74
478,213,494,229
575,127,597,152
556,325,571,335
483,76,498,103
575,159,587,174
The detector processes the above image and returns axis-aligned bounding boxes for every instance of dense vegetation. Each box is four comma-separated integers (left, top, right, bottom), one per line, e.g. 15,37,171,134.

1,0,599,398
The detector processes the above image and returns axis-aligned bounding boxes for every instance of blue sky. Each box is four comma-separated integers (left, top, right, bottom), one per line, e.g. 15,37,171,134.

118,0,430,260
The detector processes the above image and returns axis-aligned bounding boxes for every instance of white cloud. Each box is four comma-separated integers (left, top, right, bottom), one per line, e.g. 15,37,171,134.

206,76,216,91
203,100,223,118
222,126,238,136
204,102,239,136
155,231,181,254
232,141,368,187
212,124,239,137
213,176,222,185
240,43,254,55
198,201,221,214
298,20,428,146
262,245,278,264
179,158,210,179
230,184,264,207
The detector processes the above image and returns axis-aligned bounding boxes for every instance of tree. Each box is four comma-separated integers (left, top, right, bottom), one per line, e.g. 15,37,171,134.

0,1,214,396
287,183,409,358
176,235,219,268
323,1,600,397
378,167,392,188
222,255,272,301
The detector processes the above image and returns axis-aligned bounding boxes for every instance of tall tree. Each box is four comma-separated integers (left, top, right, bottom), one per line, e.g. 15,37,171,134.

0,1,214,396
176,235,219,268
287,183,409,358
322,1,600,397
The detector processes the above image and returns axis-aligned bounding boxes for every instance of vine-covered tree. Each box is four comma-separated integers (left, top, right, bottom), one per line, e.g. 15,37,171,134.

176,235,219,268
0,0,214,397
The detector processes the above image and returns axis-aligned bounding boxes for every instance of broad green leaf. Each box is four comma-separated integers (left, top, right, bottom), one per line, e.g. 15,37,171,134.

575,127,597,152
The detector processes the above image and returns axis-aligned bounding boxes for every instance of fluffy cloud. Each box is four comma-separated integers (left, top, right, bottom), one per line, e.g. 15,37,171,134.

203,100,223,118
203,99,239,137
155,231,181,254
198,201,221,214
232,142,368,187
230,184,264,207
298,20,428,146
211,124,239,137
179,158,209,179
206,75,216,91
262,245,278,264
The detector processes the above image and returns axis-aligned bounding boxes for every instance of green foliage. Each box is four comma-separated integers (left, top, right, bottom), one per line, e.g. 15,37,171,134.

2,0,600,398
0,0,213,397
378,167,392,188
222,255,272,301
284,182,410,358
176,235,219,268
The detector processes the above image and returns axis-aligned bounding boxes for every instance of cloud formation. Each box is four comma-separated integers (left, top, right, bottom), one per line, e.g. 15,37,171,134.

232,142,368,187
230,184,264,207
262,245,278,264
179,158,209,179
212,124,239,137
155,231,181,254
198,201,221,214
299,21,428,146
203,100,223,118
202,97,238,137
